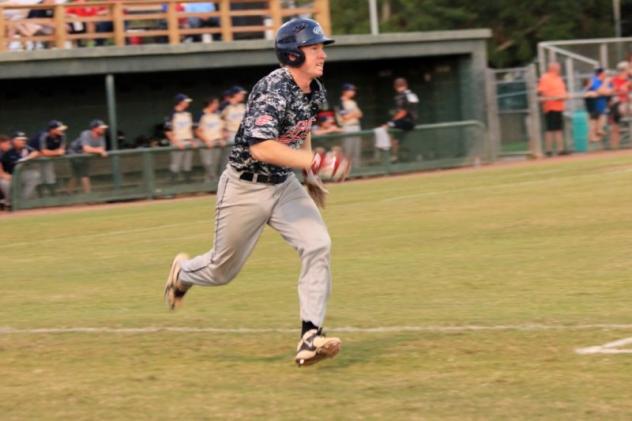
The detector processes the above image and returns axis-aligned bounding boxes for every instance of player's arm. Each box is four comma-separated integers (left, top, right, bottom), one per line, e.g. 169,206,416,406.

301,131,312,153
250,140,313,170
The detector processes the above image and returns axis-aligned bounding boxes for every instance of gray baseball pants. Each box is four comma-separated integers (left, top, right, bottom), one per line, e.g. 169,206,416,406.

179,165,332,327
169,141,194,174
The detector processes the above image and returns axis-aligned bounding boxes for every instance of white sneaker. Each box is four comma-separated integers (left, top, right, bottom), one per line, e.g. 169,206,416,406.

295,329,341,367
163,253,190,310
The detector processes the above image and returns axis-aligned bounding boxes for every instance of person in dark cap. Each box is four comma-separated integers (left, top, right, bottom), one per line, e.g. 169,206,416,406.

585,67,612,144
0,131,41,207
338,82,363,166
67,119,109,194
29,119,67,196
164,93,195,182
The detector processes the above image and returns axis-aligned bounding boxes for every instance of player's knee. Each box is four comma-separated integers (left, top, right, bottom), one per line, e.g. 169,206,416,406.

305,233,331,257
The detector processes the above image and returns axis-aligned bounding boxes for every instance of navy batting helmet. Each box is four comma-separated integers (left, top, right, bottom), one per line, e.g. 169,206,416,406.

275,18,334,67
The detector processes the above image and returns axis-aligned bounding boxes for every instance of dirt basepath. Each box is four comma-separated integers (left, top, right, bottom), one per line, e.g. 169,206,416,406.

3,149,631,219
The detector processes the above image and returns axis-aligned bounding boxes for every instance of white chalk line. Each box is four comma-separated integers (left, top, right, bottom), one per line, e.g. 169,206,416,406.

576,336,632,355
4,323,632,335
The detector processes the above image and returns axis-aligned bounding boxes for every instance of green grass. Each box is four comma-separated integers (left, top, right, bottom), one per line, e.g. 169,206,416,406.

3,153,632,419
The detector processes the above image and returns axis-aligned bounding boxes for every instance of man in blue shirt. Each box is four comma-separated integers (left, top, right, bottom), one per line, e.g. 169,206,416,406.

585,68,611,143
1,131,41,206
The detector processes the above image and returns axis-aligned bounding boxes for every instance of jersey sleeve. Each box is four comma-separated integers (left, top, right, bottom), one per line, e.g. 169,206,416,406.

242,90,287,145
163,113,174,132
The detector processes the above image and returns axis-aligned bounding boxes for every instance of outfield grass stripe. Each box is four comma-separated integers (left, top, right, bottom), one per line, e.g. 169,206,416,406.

3,324,632,335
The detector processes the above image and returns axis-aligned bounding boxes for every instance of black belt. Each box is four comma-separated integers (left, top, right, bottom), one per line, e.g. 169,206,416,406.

239,172,288,185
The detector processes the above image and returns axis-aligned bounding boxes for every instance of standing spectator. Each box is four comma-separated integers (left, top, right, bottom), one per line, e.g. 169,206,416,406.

537,62,569,157
0,131,41,206
30,120,67,196
383,77,419,162
165,93,195,182
608,61,630,150
67,119,109,194
0,135,11,208
338,83,363,165
585,68,611,144
195,97,225,182
220,86,247,169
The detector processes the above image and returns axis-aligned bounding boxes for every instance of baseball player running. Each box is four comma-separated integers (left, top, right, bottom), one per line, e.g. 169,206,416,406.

164,18,341,367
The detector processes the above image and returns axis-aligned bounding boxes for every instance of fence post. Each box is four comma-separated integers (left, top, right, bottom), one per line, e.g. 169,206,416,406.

269,0,282,33
219,0,232,42
142,149,155,199
484,68,500,162
112,2,125,46
526,64,543,159
167,1,179,45
0,7,6,53
313,0,331,36
54,4,67,48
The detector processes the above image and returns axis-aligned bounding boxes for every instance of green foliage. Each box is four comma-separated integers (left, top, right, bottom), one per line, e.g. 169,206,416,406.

331,0,618,67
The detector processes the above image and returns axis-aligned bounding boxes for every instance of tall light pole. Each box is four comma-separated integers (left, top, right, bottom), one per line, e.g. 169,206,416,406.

369,0,379,35
614,0,622,38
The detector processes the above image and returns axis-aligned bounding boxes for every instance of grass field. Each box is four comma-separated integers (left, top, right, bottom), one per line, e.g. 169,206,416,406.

3,152,632,419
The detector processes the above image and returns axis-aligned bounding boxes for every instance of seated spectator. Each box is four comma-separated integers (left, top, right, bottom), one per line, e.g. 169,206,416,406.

312,113,343,136
0,131,41,206
66,0,103,47
183,2,219,42
14,0,56,49
29,120,67,196
608,61,630,150
67,119,109,194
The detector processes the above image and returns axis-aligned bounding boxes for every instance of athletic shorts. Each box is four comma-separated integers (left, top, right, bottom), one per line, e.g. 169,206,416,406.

544,111,563,131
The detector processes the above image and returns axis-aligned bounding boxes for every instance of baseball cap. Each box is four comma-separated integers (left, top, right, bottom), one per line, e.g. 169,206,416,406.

174,93,192,104
11,131,28,140
228,85,247,96
47,120,68,131
89,119,109,130
617,61,629,71
341,83,356,91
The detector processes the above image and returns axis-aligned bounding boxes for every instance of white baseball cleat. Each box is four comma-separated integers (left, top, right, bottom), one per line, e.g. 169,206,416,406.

295,329,341,367
163,253,190,310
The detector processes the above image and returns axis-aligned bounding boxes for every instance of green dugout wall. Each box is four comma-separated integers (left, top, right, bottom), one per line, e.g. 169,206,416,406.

0,30,491,149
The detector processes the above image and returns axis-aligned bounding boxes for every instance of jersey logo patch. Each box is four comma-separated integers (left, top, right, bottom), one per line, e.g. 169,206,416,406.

255,115,273,126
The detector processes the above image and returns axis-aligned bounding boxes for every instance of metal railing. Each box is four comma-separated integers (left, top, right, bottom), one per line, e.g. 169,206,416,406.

9,120,488,210
0,0,331,51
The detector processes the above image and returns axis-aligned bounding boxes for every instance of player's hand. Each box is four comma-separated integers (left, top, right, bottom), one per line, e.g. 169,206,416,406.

304,169,328,209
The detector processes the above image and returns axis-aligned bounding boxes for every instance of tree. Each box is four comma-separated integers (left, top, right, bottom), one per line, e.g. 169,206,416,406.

330,0,616,67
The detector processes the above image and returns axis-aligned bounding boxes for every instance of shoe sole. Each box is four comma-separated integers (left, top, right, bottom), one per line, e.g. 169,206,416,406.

163,253,189,310
296,340,341,367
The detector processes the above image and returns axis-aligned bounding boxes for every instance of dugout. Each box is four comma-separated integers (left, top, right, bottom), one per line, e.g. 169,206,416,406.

0,29,491,149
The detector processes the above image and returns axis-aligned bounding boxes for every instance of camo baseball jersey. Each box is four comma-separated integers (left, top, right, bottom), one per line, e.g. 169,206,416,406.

228,67,327,177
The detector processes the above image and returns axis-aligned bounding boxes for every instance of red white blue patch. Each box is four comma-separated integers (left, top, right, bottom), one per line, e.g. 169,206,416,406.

255,115,273,126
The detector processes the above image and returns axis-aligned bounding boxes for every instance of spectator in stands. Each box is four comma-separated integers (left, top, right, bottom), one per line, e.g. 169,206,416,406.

608,61,630,150
220,85,246,168
338,83,363,165
383,77,419,162
312,113,343,136
0,131,41,206
165,93,195,182
66,0,103,47
30,120,67,196
195,97,225,182
537,62,569,157
14,0,56,49
183,2,219,43
67,119,109,194
585,67,612,144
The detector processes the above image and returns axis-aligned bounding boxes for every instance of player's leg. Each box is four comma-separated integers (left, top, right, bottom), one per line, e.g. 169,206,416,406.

182,145,193,181
169,151,183,181
165,166,274,308
268,176,341,366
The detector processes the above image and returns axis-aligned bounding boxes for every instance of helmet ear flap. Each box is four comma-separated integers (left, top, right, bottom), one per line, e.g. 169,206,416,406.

285,50,305,67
